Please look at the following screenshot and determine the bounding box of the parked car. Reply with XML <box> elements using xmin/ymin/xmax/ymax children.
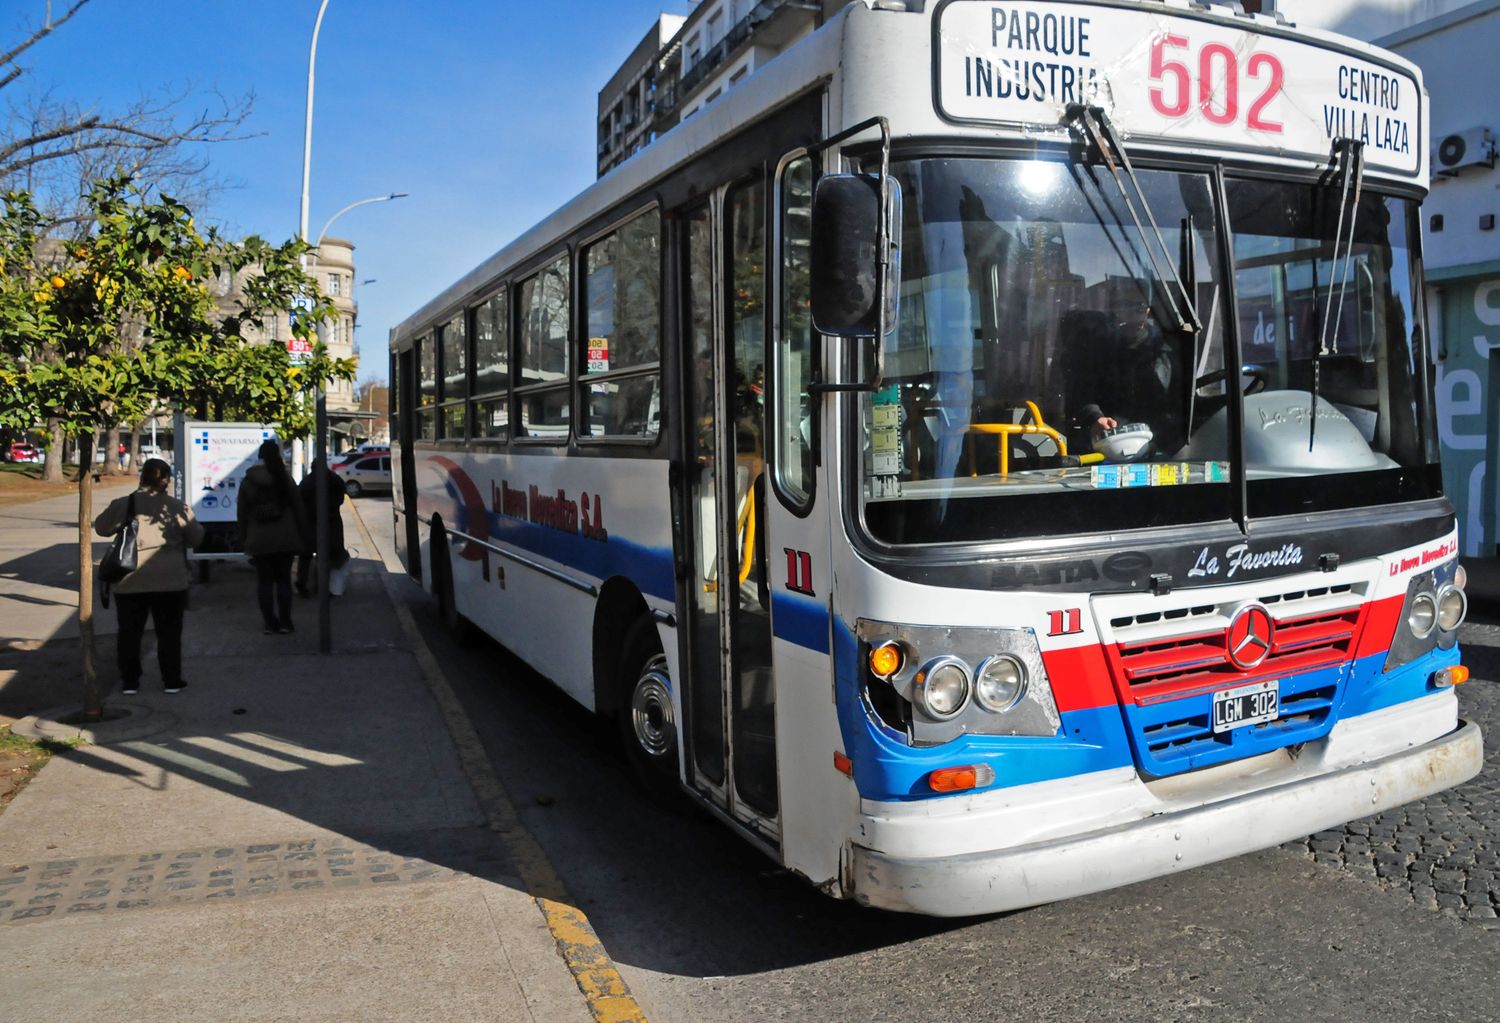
<box><xmin>332</xmin><ymin>445</ymin><xmax>388</xmax><ymax>470</ymax></box>
<box><xmin>5</xmin><ymin>442</ymin><xmax>41</xmax><ymax>463</ymax></box>
<box><xmin>334</xmin><ymin>455</ymin><xmax>392</xmax><ymax>497</ymax></box>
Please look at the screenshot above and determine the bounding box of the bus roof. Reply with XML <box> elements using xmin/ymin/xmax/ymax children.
<box><xmin>392</xmin><ymin>0</ymin><xmax>1427</xmax><ymax>349</ymax></box>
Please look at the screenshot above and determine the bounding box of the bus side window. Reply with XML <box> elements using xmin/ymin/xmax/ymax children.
<box><xmin>516</xmin><ymin>252</ymin><xmax>572</xmax><ymax>440</ymax></box>
<box><xmin>439</xmin><ymin>310</ymin><xmax>468</xmax><ymax>442</ymax></box>
<box><xmin>471</xmin><ymin>289</ymin><xmax>509</xmax><ymax>441</ymax></box>
<box><xmin>417</xmin><ymin>333</ymin><xmax>438</xmax><ymax>441</ymax></box>
<box><xmin>580</xmin><ymin>207</ymin><xmax>662</xmax><ymax>439</ymax></box>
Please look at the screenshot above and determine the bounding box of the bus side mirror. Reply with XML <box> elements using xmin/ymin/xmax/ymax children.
<box><xmin>810</xmin><ymin>174</ymin><xmax>899</xmax><ymax>338</ymax></box>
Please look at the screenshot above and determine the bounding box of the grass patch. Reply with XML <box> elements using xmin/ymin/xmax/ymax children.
<box><xmin>0</xmin><ymin>725</ymin><xmax>80</xmax><ymax>814</ymax></box>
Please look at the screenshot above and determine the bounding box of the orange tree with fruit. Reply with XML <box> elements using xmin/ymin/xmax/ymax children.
<box><xmin>0</xmin><ymin>175</ymin><xmax>354</xmax><ymax>718</ymax></box>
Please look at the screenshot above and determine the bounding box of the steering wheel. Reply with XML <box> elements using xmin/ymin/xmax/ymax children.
<box><xmin>1194</xmin><ymin>366</ymin><xmax>1269</xmax><ymax>396</ymax></box>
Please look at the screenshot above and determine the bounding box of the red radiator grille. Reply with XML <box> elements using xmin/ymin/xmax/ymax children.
<box><xmin>1108</xmin><ymin>606</ymin><xmax>1364</xmax><ymax>706</ymax></box>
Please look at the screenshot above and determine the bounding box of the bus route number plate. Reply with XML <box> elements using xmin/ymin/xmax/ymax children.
<box><xmin>1211</xmin><ymin>680</ymin><xmax>1279</xmax><ymax>734</ymax></box>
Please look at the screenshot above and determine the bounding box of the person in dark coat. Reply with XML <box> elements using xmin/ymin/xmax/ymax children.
<box><xmin>295</xmin><ymin>457</ymin><xmax>348</xmax><ymax>596</ymax></box>
<box><xmin>94</xmin><ymin>458</ymin><xmax>204</xmax><ymax>694</ymax></box>
<box><xmin>237</xmin><ymin>440</ymin><xmax>308</xmax><ymax>634</ymax></box>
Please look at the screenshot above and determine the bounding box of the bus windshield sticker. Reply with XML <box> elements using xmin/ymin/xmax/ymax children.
<box><xmin>871</xmin><ymin>384</ymin><xmax>904</xmax><ymax>481</ymax></box>
<box><xmin>1090</xmin><ymin>461</ymin><xmax>1228</xmax><ymax>489</ymax></box>
<box><xmin>937</xmin><ymin>1</ymin><xmax>1420</xmax><ymax>176</ymax></box>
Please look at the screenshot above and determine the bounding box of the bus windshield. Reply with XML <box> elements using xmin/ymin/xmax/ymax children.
<box><xmin>862</xmin><ymin>156</ymin><xmax>1233</xmax><ymax>544</ymax></box>
<box><xmin>859</xmin><ymin>157</ymin><xmax>1437</xmax><ymax>546</ymax></box>
<box><xmin>1223</xmin><ymin>180</ymin><xmax>1437</xmax><ymax>517</ymax></box>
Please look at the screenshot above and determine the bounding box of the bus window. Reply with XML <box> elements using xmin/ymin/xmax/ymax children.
<box><xmin>727</xmin><ymin>177</ymin><xmax>777</xmax><ymax>819</ymax></box>
<box><xmin>471</xmin><ymin>289</ymin><xmax>509</xmax><ymax>441</ymax></box>
<box><xmin>580</xmin><ymin>208</ymin><xmax>661</xmax><ymax>439</ymax></box>
<box><xmin>776</xmin><ymin>154</ymin><xmax>814</xmax><ymax>506</ymax></box>
<box><xmin>439</xmin><ymin>313</ymin><xmax>468</xmax><ymax>440</ymax></box>
<box><xmin>862</xmin><ymin>157</ymin><xmax>1233</xmax><ymax>543</ymax></box>
<box><xmin>417</xmin><ymin>333</ymin><xmax>437</xmax><ymax>442</ymax></box>
<box><xmin>389</xmin><ymin>351</ymin><xmax>401</xmax><ymax>444</ymax></box>
<box><xmin>1224</xmin><ymin>181</ymin><xmax>1436</xmax><ymax>515</ymax></box>
<box><xmin>517</xmin><ymin>252</ymin><xmax>571</xmax><ymax>439</ymax></box>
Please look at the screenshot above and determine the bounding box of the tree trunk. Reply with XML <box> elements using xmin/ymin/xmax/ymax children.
<box><xmin>78</xmin><ymin>458</ymin><xmax>101</xmax><ymax>719</ymax></box>
<box><xmin>42</xmin><ymin>418</ymin><xmax>65</xmax><ymax>483</ymax></box>
<box><xmin>73</xmin><ymin>430</ymin><xmax>97</xmax><ymax>482</ymax></box>
<box><xmin>129</xmin><ymin>420</ymin><xmax>143</xmax><ymax>471</ymax></box>
<box><xmin>104</xmin><ymin>425</ymin><xmax>123</xmax><ymax>475</ymax></box>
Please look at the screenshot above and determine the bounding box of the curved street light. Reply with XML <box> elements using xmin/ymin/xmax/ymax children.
<box><xmin>316</xmin><ymin>192</ymin><xmax>409</xmax><ymax>247</ymax></box>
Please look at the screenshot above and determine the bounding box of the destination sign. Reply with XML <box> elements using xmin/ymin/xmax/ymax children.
<box><xmin>936</xmin><ymin>1</ymin><xmax>1422</xmax><ymax>176</ymax></box>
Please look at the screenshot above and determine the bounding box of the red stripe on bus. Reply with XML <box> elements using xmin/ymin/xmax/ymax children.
<box><xmin>1041</xmin><ymin>643</ymin><xmax>1119</xmax><ymax>713</ymax></box>
<box><xmin>1353</xmin><ymin>592</ymin><xmax>1406</xmax><ymax>660</ymax></box>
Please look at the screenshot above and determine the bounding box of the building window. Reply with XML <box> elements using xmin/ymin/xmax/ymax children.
<box><xmin>328</xmin><ymin>273</ymin><xmax>342</xmax><ymax>297</ymax></box>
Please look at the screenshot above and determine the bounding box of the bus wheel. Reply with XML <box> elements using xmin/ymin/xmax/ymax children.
<box><xmin>618</xmin><ymin>618</ymin><xmax>678</xmax><ymax>800</ymax></box>
<box><xmin>431</xmin><ymin>531</ymin><xmax>474</xmax><ymax>644</ymax></box>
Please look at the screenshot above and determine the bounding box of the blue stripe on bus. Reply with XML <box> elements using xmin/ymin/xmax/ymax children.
<box><xmin>772</xmin><ymin>592</ymin><xmax>831</xmax><ymax>654</ymax></box>
<box><xmin>828</xmin><ymin>618</ymin><xmax>1461</xmax><ymax>802</ymax></box>
<box><xmin>1340</xmin><ymin>643</ymin><xmax>1461</xmax><ymax>717</ymax></box>
<box><xmin>479</xmin><ymin>509</ymin><xmax>676</xmax><ymax>603</ymax></box>
<box><xmin>831</xmin><ymin>622</ymin><xmax>1133</xmax><ymax>801</ymax></box>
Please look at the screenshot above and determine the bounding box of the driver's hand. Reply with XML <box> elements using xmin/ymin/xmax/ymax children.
<box><xmin>1095</xmin><ymin>417</ymin><xmax>1118</xmax><ymax>431</ymax></box>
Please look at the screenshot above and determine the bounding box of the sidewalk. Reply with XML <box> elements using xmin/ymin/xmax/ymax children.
<box><xmin>0</xmin><ymin>500</ymin><xmax>593</xmax><ymax>1023</ymax></box>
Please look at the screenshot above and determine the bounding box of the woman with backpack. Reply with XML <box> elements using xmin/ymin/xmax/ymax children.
<box><xmin>237</xmin><ymin>440</ymin><xmax>309</xmax><ymax>634</ymax></box>
<box><xmin>93</xmin><ymin>458</ymin><xmax>204</xmax><ymax>695</ymax></box>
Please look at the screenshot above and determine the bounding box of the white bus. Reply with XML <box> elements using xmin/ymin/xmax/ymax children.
<box><xmin>390</xmin><ymin>0</ymin><xmax>1482</xmax><ymax>915</ymax></box>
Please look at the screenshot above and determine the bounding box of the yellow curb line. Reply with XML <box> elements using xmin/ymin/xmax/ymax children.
<box><xmin>350</xmin><ymin>502</ymin><xmax>649</xmax><ymax>1023</ymax></box>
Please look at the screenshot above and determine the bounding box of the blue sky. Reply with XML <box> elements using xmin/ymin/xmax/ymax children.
<box><xmin>12</xmin><ymin>0</ymin><xmax>691</xmax><ymax>385</ymax></box>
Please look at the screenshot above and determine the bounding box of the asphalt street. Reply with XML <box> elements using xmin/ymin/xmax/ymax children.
<box><xmin>353</xmin><ymin>497</ymin><xmax>1500</xmax><ymax>1023</ymax></box>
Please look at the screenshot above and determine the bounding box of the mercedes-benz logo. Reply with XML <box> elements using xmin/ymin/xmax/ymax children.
<box><xmin>1225</xmin><ymin>603</ymin><xmax>1275</xmax><ymax>671</ymax></box>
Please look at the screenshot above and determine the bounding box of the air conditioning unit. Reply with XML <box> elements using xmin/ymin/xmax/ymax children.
<box><xmin>1433</xmin><ymin>127</ymin><xmax>1496</xmax><ymax>175</ymax></box>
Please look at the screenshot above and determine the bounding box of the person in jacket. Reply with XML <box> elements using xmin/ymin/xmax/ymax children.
<box><xmin>93</xmin><ymin>458</ymin><xmax>204</xmax><ymax>695</ymax></box>
<box><xmin>237</xmin><ymin>440</ymin><xmax>308</xmax><ymax>634</ymax></box>
<box><xmin>295</xmin><ymin>457</ymin><xmax>349</xmax><ymax>596</ymax></box>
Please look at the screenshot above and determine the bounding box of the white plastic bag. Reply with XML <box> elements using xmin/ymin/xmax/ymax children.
<box><xmin>328</xmin><ymin>563</ymin><xmax>348</xmax><ymax>596</ymax></box>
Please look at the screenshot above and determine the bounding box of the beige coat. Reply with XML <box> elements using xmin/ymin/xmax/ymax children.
<box><xmin>94</xmin><ymin>488</ymin><xmax>205</xmax><ymax>594</ymax></box>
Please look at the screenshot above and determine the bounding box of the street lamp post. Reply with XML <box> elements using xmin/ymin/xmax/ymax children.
<box><xmin>306</xmin><ymin>193</ymin><xmax>407</xmax><ymax>655</ymax></box>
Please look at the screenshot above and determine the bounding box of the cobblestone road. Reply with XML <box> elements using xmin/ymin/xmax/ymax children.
<box><xmin>1284</xmin><ymin>617</ymin><xmax>1500</xmax><ymax>928</ymax></box>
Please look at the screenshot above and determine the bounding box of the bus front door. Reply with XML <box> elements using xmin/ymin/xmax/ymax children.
<box><xmin>680</xmin><ymin>187</ymin><xmax>780</xmax><ymax>842</ymax></box>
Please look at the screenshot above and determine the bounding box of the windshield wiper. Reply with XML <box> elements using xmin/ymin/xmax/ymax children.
<box><xmin>1067</xmin><ymin>104</ymin><xmax>1203</xmax><ymax>336</ymax></box>
<box><xmin>1310</xmin><ymin>137</ymin><xmax>1366</xmax><ymax>451</ymax></box>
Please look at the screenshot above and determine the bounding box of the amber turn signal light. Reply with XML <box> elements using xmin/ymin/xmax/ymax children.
<box><xmin>927</xmin><ymin>764</ymin><xmax>996</xmax><ymax>793</ymax></box>
<box><xmin>869</xmin><ymin>641</ymin><xmax>905</xmax><ymax>679</ymax></box>
<box><xmin>1434</xmin><ymin>665</ymin><xmax>1470</xmax><ymax>688</ymax></box>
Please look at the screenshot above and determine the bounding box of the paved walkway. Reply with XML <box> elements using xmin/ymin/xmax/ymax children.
<box><xmin>0</xmin><ymin>494</ymin><xmax>594</xmax><ymax>1022</ymax></box>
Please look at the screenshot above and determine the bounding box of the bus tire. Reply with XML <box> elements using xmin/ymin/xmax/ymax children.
<box><xmin>430</xmin><ymin>529</ymin><xmax>475</xmax><ymax>645</ymax></box>
<box><xmin>617</xmin><ymin>617</ymin><xmax>678</xmax><ymax>802</ymax></box>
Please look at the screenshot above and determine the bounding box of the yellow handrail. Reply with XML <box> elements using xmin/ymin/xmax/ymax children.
<box><xmin>737</xmin><ymin>488</ymin><xmax>756</xmax><ymax>585</ymax></box>
<box><xmin>966</xmin><ymin>401</ymin><xmax>1068</xmax><ymax>476</ymax></box>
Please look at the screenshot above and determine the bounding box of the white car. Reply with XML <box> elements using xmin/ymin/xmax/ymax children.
<box><xmin>335</xmin><ymin>455</ymin><xmax>392</xmax><ymax>497</ymax></box>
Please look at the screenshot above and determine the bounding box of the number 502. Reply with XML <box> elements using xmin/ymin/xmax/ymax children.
<box><xmin>1149</xmin><ymin>33</ymin><xmax>1284</xmax><ymax>133</ymax></box>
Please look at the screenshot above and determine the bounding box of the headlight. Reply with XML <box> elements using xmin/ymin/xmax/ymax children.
<box><xmin>1408</xmin><ymin>591</ymin><xmax>1437</xmax><ymax>639</ymax></box>
<box><xmin>974</xmin><ymin>655</ymin><xmax>1028</xmax><ymax>713</ymax></box>
<box><xmin>914</xmin><ymin>658</ymin><xmax>970</xmax><ymax>720</ymax></box>
<box><xmin>1437</xmin><ymin>585</ymin><xmax>1467</xmax><ymax>632</ymax></box>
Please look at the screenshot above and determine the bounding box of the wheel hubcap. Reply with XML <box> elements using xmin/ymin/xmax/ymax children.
<box><xmin>630</xmin><ymin>655</ymin><xmax>674</xmax><ymax>758</ymax></box>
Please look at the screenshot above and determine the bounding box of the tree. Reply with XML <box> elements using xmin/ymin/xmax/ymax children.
<box><xmin>2</xmin><ymin>0</ymin><xmax>255</xmax><ymax>481</ymax></box>
<box><xmin>0</xmin><ymin>176</ymin><xmax>354</xmax><ymax>719</ymax></box>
